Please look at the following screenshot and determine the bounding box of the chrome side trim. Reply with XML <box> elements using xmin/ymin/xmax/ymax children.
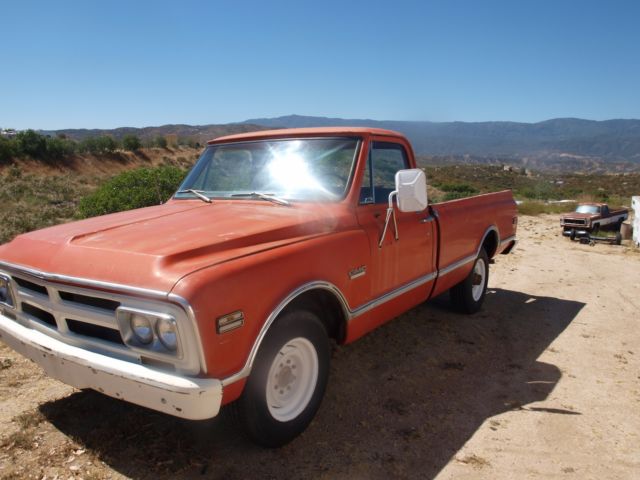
<box><xmin>438</xmin><ymin>254</ymin><xmax>476</xmax><ymax>278</ymax></box>
<box><xmin>0</xmin><ymin>260</ymin><xmax>207</xmax><ymax>375</ymax></box>
<box><xmin>350</xmin><ymin>271</ymin><xmax>437</xmax><ymax>318</ymax></box>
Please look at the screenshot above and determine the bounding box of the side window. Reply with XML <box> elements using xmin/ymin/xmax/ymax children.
<box><xmin>360</xmin><ymin>141</ymin><xmax>409</xmax><ymax>204</ymax></box>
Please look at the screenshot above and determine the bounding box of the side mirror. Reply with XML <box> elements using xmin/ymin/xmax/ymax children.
<box><xmin>378</xmin><ymin>169</ymin><xmax>429</xmax><ymax>248</ymax></box>
<box><xmin>395</xmin><ymin>169</ymin><xmax>428</xmax><ymax>212</ymax></box>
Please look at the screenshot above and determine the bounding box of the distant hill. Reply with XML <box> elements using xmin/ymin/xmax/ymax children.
<box><xmin>242</xmin><ymin>115</ymin><xmax>640</xmax><ymax>165</ymax></box>
<box><xmin>39</xmin><ymin>115</ymin><xmax>640</xmax><ymax>171</ymax></box>
<box><xmin>40</xmin><ymin>123</ymin><xmax>267</xmax><ymax>144</ymax></box>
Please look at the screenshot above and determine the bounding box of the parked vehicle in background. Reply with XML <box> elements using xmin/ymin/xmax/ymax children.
<box><xmin>560</xmin><ymin>203</ymin><xmax>628</xmax><ymax>239</ymax></box>
<box><xmin>0</xmin><ymin>127</ymin><xmax>517</xmax><ymax>447</ymax></box>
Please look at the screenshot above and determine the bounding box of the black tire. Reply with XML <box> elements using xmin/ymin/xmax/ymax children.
<box><xmin>450</xmin><ymin>249</ymin><xmax>490</xmax><ymax>314</ymax></box>
<box><xmin>615</xmin><ymin>232</ymin><xmax>622</xmax><ymax>245</ymax></box>
<box><xmin>570</xmin><ymin>229</ymin><xmax>577</xmax><ymax>241</ymax></box>
<box><xmin>593</xmin><ymin>223</ymin><xmax>600</xmax><ymax>235</ymax></box>
<box><xmin>233</xmin><ymin>310</ymin><xmax>330</xmax><ymax>447</ymax></box>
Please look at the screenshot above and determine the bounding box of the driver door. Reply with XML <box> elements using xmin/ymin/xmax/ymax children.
<box><xmin>356</xmin><ymin>139</ymin><xmax>434</xmax><ymax>300</ymax></box>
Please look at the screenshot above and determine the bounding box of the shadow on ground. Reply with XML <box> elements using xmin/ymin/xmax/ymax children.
<box><xmin>40</xmin><ymin>288</ymin><xmax>585</xmax><ymax>479</ymax></box>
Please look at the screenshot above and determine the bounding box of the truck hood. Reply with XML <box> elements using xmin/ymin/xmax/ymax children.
<box><xmin>0</xmin><ymin>200</ymin><xmax>344</xmax><ymax>292</ymax></box>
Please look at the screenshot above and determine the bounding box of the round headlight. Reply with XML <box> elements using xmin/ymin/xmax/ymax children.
<box><xmin>130</xmin><ymin>314</ymin><xmax>153</xmax><ymax>344</ymax></box>
<box><xmin>156</xmin><ymin>317</ymin><xmax>177</xmax><ymax>351</ymax></box>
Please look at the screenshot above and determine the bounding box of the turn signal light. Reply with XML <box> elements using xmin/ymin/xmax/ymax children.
<box><xmin>216</xmin><ymin>311</ymin><xmax>244</xmax><ymax>334</ymax></box>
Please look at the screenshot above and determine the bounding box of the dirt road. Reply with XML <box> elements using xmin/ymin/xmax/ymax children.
<box><xmin>1</xmin><ymin>215</ymin><xmax>639</xmax><ymax>479</ymax></box>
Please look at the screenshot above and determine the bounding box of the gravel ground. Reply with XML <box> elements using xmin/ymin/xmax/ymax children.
<box><xmin>1</xmin><ymin>214</ymin><xmax>639</xmax><ymax>479</ymax></box>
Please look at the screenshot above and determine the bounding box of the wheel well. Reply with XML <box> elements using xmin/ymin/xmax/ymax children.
<box><xmin>482</xmin><ymin>229</ymin><xmax>499</xmax><ymax>258</ymax></box>
<box><xmin>280</xmin><ymin>289</ymin><xmax>348</xmax><ymax>344</ymax></box>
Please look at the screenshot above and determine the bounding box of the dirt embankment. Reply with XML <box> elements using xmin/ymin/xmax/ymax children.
<box><xmin>1</xmin><ymin>215</ymin><xmax>639</xmax><ymax>479</ymax></box>
<box><xmin>0</xmin><ymin>147</ymin><xmax>200</xmax><ymax>177</ymax></box>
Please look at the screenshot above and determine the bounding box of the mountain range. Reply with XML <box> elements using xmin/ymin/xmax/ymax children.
<box><xmin>42</xmin><ymin>115</ymin><xmax>640</xmax><ymax>171</ymax></box>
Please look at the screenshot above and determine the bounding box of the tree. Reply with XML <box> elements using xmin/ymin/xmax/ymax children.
<box><xmin>122</xmin><ymin>134</ymin><xmax>142</xmax><ymax>151</ymax></box>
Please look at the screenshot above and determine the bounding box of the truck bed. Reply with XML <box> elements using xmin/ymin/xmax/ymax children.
<box><xmin>429</xmin><ymin>190</ymin><xmax>517</xmax><ymax>297</ymax></box>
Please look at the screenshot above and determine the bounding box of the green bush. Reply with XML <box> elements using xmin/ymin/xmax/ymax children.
<box><xmin>0</xmin><ymin>136</ymin><xmax>18</xmax><ymax>163</ymax></box>
<box><xmin>78</xmin><ymin>166</ymin><xmax>185</xmax><ymax>218</ymax></box>
<box><xmin>79</xmin><ymin>135</ymin><xmax>119</xmax><ymax>154</ymax></box>
<box><xmin>16</xmin><ymin>130</ymin><xmax>47</xmax><ymax>158</ymax></box>
<box><xmin>517</xmin><ymin>201</ymin><xmax>576</xmax><ymax>216</ymax></box>
<box><xmin>440</xmin><ymin>183</ymin><xmax>479</xmax><ymax>201</ymax></box>
<box><xmin>122</xmin><ymin>134</ymin><xmax>142</xmax><ymax>151</ymax></box>
<box><xmin>153</xmin><ymin>135</ymin><xmax>168</xmax><ymax>148</ymax></box>
<box><xmin>45</xmin><ymin>136</ymin><xmax>76</xmax><ymax>160</ymax></box>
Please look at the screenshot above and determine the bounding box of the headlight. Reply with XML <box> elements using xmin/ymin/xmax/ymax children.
<box><xmin>116</xmin><ymin>307</ymin><xmax>180</xmax><ymax>354</ymax></box>
<box><xmin>0</xmin><ymin>275</ymin><xmax>14</xmax><ymax>308</ymax></box>
<box><xmin>130</xmin><ymin>314</ymin><xmax>154</xmax><ymax>344</ymax></box>
<box><xmin>156</xmin><ymin>317</ymin><xmax>178</xmax><ymax>351</ymax></box>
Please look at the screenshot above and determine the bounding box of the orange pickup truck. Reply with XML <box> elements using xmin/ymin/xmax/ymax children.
<box><xmin>0</xmin><ymin>127</ymin><xmax>517</xmax><ymax>446</ymax></box>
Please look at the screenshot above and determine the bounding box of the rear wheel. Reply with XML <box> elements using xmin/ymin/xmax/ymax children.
<box><xmin>450</xmin><ymin>249</ymin><xmax>489</xmax><ymax>314</ymax></box>
<box><xmin>233</xmin><ymin>310</ymin><xmax>330</xmax><ymax>447</ymax></box>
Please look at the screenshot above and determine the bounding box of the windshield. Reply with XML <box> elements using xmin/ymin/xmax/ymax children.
<box><xmin>175</xmin><ymin>137</ymin><xmax>360</xmax><ymax>202</ymax></box>
<box><xmin>575</xmin><ymin>205</ymin><xmax>600</xmax><ymax>214</ymax></box>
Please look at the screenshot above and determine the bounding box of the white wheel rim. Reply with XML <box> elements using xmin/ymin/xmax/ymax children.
<box><xmin>471</xmin><ymin>258</ymin><xmax>486</xmax><ymax>302</ymax></box>
<box><xmin>266</xmin><ymin>337</ymin><xmax>318</xmax><ymax>422</ymax></box>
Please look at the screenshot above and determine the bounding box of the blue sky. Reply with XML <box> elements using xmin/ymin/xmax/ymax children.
<box><xmin>1</xmin><ymin>0</ymin><xmax>639</xmax><ymax>129</ymax></box>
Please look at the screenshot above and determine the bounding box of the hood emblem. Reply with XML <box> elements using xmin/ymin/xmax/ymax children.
<box><xmin>349</xmin><ymin>265</ymin><xmax>367</xmax><ymax>280</ymax></box>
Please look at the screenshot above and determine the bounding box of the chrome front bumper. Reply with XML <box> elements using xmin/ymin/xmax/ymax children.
<box><xmin>0</xmin><ymin>312</ymin><xmax>222</xmax><ymax>420</ymax></box>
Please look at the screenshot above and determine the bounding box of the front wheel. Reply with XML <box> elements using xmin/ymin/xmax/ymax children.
<box><xmin>450</xmin><ymin>249</ymin><xmax>489</xmax><ymax>314</ymax></box>
<box><xmin>233</xmin><ymin>310</ymin><xmax>330</xmax><ymax>447</ymax></box>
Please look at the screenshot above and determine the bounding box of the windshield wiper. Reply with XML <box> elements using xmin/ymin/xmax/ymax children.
<box><xmin>231</xmin><ymin>192</ymin><xmax>290</xmax><ymax>206</ymax></box>
<box><xmin>176</xmin><ymin>189</ymin><xmax>212</xmax><ymax>203</ymax></box>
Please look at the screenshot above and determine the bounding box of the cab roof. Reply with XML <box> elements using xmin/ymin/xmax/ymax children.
<box><xmin>207</xmin><ymin>127</ymin><xmax>406</xmax><ymax>145</ymax></box>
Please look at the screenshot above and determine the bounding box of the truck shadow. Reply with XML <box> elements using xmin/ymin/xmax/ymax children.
<box><xmin>40</xmin><ymin>288</ymin><xmax>584</xmax><ymax>479</ymax></box>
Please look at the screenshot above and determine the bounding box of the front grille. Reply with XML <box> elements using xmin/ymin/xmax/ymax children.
<box><xmin>67</xmin><ymin>319</ymin><xmax>124</xmax><ymax>345</ymax></box>
<box><xmin>12</xmin><ymin>276</ymin><xmax>123</xmax><ymax>344</ymax></box>
<box><xmin>59</xmin><ymin>291</ymin><xmax>120</xmax><ymax>312</ymax></box>
<box><xmin>21</xmin><ymin>302</ymin><xmax>57</xmax><ymax>327</ymax></box>
<box><xmin>564</xmin><ymin>218</ymin><xmax>587</xmax><ymax>226</ymax></box>
<box><xmin>14</xmin><ymin>277</ymin><xmax>49</xmax><ymax>296</ymax></box>
<box><xmin>0</xmin><ymin>267</ymin><xmax>199</xmax><ymax>374</ymax></box>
